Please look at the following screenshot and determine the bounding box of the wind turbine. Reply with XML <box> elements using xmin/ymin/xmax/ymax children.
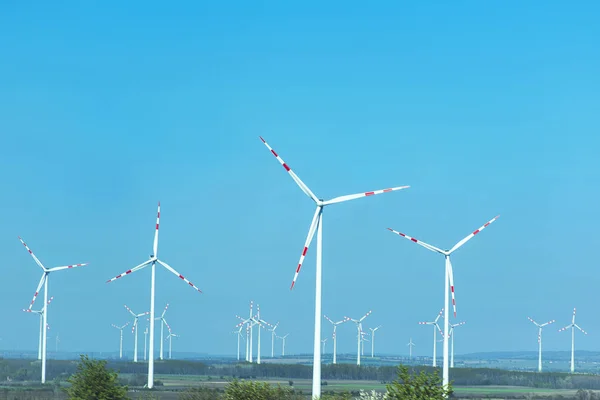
<box><xmin>558</xmin><ymin>308</ymin><xmax>587</xmax><ymax>373</ymax></box>
<box><xmin>418</xmin><ymin>308</ymin><xmax>444</xmax><ymax>367</ymax></box>
<box><xmin>144</xmin><ymin>326</ymin><xmax>149</xmax><ymax>361</ymax></box>
<box><xmin>124</xmin><ymin>305</ymin><xmax>149</xmax><ymax>363</ymax></box>
<box><xmin>268</xmin><ymin>322</ymin><xmax>279</xmax><ymax>358</ymax></box>
<box><xmin>166</xmin><ymin>330</ymin><xmax>179</xmax><ymax>359</ymax></box>
<box><xmin>18</xmin><ymin>237</ymin><xmax>89</xmax><ymax>384</ymax></box>
<box><xmin>321</xmin><ymin>338</ymin><xmax>328</xmax><ymax>355</ymax></box>
<box><xmin>235</xmin><ymin>301</ymin><xmax>255</xmax><ymax>362</ymax></box>
<box><xmin>111</xmin><ymin>322</ymin><xmax>130</xmax><ymax>359</ymax></box>
<box><xmin>449</xmin><ymin>321</ymin><xmax>465</xmax><ymax>368</ymax></box>
<box><xmin>407</xmin><ymin>338</ymin><xmax>415</xmax><ymax>360</ymax></box>
<box><xmin>369</xmin><ymin>326</ymin><xmax>381</xmax><ymax>358</ymax></box>
<box><xmin>345</xmin><ymin>310</ymin><xmax>372</xmax><ymax>366</ymax></box>
<box><xmin>233</xmin><ymin>325</ymin><xmax>245</xmax><ymax>361</ymax></box>
<box><xmin>106</xmin><ymin>202</ymin><xmax>202</xmax><ymax>388</ymax></box>
<box><xmin>253</xmin><ymin>304</ymin><xmax>273</xmax><ymax>365</ymax></box>
<box><xmin>277</xmin><ymin>333</ymin><xmax>289</xmax><ymax>356</ymax></box>
<box><xmin>260</xmin><ymin>136</ymin><xmax>408</xmax><ymax>398</ymax></box>
<box><xmin>360</xmin><ymin>330</ymin><xmax>369</xmax><ymax>356</ymax></box>
<box><xmin>388</xmin><ymin>215</ymin><xmax>500</xmax><ymax>388</ymax></box>
<box><xmin>528</xmin><ymin>317</ymin><xmax>554</xmax><ymax>372</ymax></box>
<box><xmin>155</xmin><ymin>303</ymin><xmax>169</xmax><ymax>360</ymax></box>
<box><xmin>22</xmin><ymin>296</ymin><xmax>54</xmax><ymax>360</ymax></box>
<box><xmin>324</xmin><ymin>315</ymin><xmax>349</xmax><ymax>364</ymax></box>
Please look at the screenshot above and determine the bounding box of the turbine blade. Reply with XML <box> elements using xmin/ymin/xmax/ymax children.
<box><xmin>527</xmin><ymin>317</ymin><xmax>539</xmax><ymax>326</ymax></box>
<box><xmin>324</xmin><ymin>315</ymin><xmax>334</xmax><ymax>324</ymax></box>
<box><xmin>161</xmin><ymin>303</ymin><xmax>169</xmax><ymax>318</ymax></box>
<box><xmin>575</xmin><ymin>324</ymin><xmax>588</xmax><ymax>335</ymax></box>
<box><xmin>323</xmin><ymin>185</ymin><xmax>410</xmax><ymax>205</ymax></box>
<box><xmin>156</xmin><ymin>259</ymin><xmax>202</xmax><ymax>293</ymax></box>
<box><xmin>259</xmin><ymin>136</ymin><xmax>319</xmax><ymax>203</ymax></box>
<box><xmin>47</xmin><ymin>263</ymin><xmax>89</xmax><ymax>272</ymax></box>
<box><xmin>18</xmin><ymin>237</ymin><xmax>47</xmax><ymax>270</ymax></box>
<box><xmin>434</xmin><ymin>308</ymin><xmax>444</xmax><ymax>323</ymax></box>
<box><xmin>112</xmin><ymin>324</ymin><xmax>120</xmax><ymax>330</ymax></box>
<box><xmin>153</xmin><ymin>202</ymin><xmax>160</xmax><ymax>257</ymax></box>
<box><xmin>28</xmin><ymin>274</ymin><xmax>47</xmax><ymax>310</ymax></box>
<box><xmin>540</xmin><ymin>320</ymin><xmax>555</xmax><ymax>327</ymax></box>
<box><xmin>449</xmin><ymin>215</ymin><xmax>500</xmax><ymax>254</ymax></box>
<box><xmin>447</xmin><ymin>258</ymin><xmax>457</xmax><ymax>317</ymax></box>
<box><xmin>558</xmin><ymin>324</ymin><xmax>572</xmax><ymax>332</ymax></box>
<box><xmin>572</xmin><ymin>308</ymin><xmax>576</xmax><ymax>324</ymax></box>
<box><xmin>290</xmin><ymin>206</ymin><xmax>321</xmax><ymax>290</ymax></box>
<box><xmin>106</xmin><ymin>260</ymin><xmax>151</xmax><ymax>283</ymax></box>
<box><xmin>386</xmin><ymin>228</ymin><xmax>445</xmax><ymax>254</ymax></box>
<box><xmin>124</xmin><ymin>304</ymin><xmax>137</xmax><ymax>317</ymax></box>
<box><xmin>359</xmin><ymin>310</ymin><xmax>372</xmax><ymax>322</ymax></box>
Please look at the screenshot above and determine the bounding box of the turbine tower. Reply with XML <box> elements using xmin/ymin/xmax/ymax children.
<box><xmin>407</xmin><ymin>338</ymin><xmax>415</xmax><ymax>360</ymax></box>
<box><xmin>111</xmin><ymin>322</ymin><xmax>130</xmax><ymax>359</ymax></box>
<box><xmin>527</xmin><ymin>317</ymin><xmax>554</xmax><ymax>372</ymax></box>
<box><xmin>268</xmin><ymin>322</ymin><xmax>279</xmax><ymax>358</ymax></box>
<box><xmin>124</xmin><ymin>305</ymin><xmax>149</xmax><ymax>363</ymax></box>
<box><xmin>418</xmin><ymin>308</ymin><xmax>444</xmax><ymax>367</ymax></box>
<box><xmin>106</xmin><ymin>202</ymin><xmax>202</xmax><ymax>388</ymax></box>
<box><xmin>22</xmin><ymin>296</ymin><xmax>54</xmax><ymax>360</ymax></box>
<box><xmin>260</xmin><ymin>136</ymin><xmax>408</xmax><ymax>398</ymax></box>
<box><xmin>345</xmin><ymin>310</ymin><xmax>372</xmax><ymax>366</ymax></box>
<box><xmin>324</xmin><ymin>315</ymin><xmax>349</xmax><ymax>364</ymax></box>
<box><xmin>277</xmin><ymin>333</ymin><xmax>289</xmax><ymax>356</ymax></box>
<box><xmin>369</xmin><ymin>326</ymin><xmax>382</xmax><ymax>358</ymax></box>
<box><xmin>18</xmin><ymin>237</ymin><xmax>89</xmax><ymax>384</ymax></box>
<box><xmin>388</xmin><ymin>215</ymin><xmax>500</xmax><ymax>389</ymax></box>
<box><xmin>559</xmin><ymin>308</ymin><xmax>588</xmax><ymax>373</ymax></box>
<box><xmin>449</xmin><ymin>321</ymin><xmax>465</xmax><ymax>368</ymax></box>
<box><xmin>155</xmin><ymin>303</ymin><xmax>169</xmax><ymax>360</ymax></box>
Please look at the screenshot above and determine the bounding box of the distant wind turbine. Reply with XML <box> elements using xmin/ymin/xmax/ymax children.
<box><xmin>559</xmin><ymin>308</ymin><xmax>588</xmax><ymax>373</ymax></box>
<box><xmin>111</xmin><ymin>322</ymin><xmax>130</xmax><ymax>359</ymax></box>
<box><xmin>449</xmin><ymin>321</ymin><xmax>465</xmax><ymax>368</ymax></box>
<box><xmin>407</xmin><ymin>338</ymin><xmax>415</xmax><ymax>360</ymax></box>
<box><xmin>324</xmin><ymin>315</ymin><xmax>349</xmax><ymax>364</ymax></box>
<box><xmin>418</xmin><ymin>308</ymin><xmax>444</xmax><ymax>367</ymax></box>
<box><xmin>369</xmin><ymin>326</ymin><xmax>382</xmax><ymax>358</ymax></box>
<box><xmin>527</xmin><ymin>317</ymin><xmax>554</xmax><ymax>372</ymax></box>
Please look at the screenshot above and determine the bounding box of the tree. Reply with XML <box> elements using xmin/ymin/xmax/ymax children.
<box><xmin>386</xmin><ymin>365</ymin><xmax>452</xmax><ymax>399</ymax></box>
<box><xmin>65</xmin><ymin>355</ymin><xmax>128</xmax><ymax>400</ymax></box>
<box><xmin>223</xmin><ymin>379</ymin><xmax>303</xmax><ymax>400</ymax></box>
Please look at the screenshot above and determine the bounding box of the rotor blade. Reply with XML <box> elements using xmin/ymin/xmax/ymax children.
<box><xmin>106</xmin><ymin>260</ymin><xmax>151</xmax><ymax>284</ymax></box>
<box><xmin>122</xmin><ymin>322</ymin><xmax>130</xmax><ymax>329</ymax></box>
<box><xmin>434</xmin><ymin>308</ymin><xmax>444</xmax><ymax>323</ymax></box>
<box><xmin>572</xmin><ymin>308</ymin><xmax>576</xmax><ymax>324</ymax></box>
<box><xmin>290</xmin><ymin>206</ymin><xmax>321</xmax><ymax>290</ymax></box>
<box><xmin>540</xmin><ymin>320</ymin><xmax>555</xmax><ymax>327</ymax></box>
<box><xmin>27</xmin><ymin>274</ymin><xmax>47</xmax><ymax>310</ymax></box>
<box><xmin>153</xmin><ymin>202</ymin><xmax>160</xmax><ymax>257</ymax></box>
<box><xmin>558</xmin><ymin>324</ymin><xmax>573</xmax><ymax>332</ymax></box>
<box><xmin>112</xmin><ymin>324</ymin><xmax>120</xmax><ymax>330</ymax></box>
<box><xmin>47</xmin><ymin>296</ymin><xmax>54</xmax><ymax>306</ymax></box>
<box><xmin>359</xmin><ymin>310</ymin><xmax>372</xmax><ymax>322</ymax></box>
<box><xmin>163</xmin><ymin>318</ymin><xmax>172</xmax><ymax>333</ymax></box>
<box><xmin>18</xmin><ymin>237</ymin><xmax>46</xmax><ymax>270</ymax></box>
<box><xmin>324</xmin><ymin>315</ymin><xmax>334</xmax><ymax>324</ymax></box>
<box><xmin>47</xmin><ymin>263</ymin><xmax>89</xmax><ymax>272</ymax></box>
<box><xmin>575</xmin><ymin>324</ymin><xmax>588</xmax><ymax>335</ymax></box>
<box><xmin>323</xmin><ymin>185</ymin><xmax>410</xmax><ymax>206</ymax></box>
<box><xmin>124</xmin><ymin>305</ymin><xmax>137</xmax><ymax>317</ymax></box>
<box><xmin>259</xmin><ymin>136</ymin><xmax>319</xmax><ymax>203</ymax></box>
<box><xmin>156</xmin><ymin>259</ymin><xmax>202</xmax><ymax>293</ymax></box>
<box><xmin>161</xmin><ymin>303</ymin><xmax>169</xmax><ymax>318</ymax></box>
<box><xmin>447</xmin><ymin>258</ymin><xmax>457</xmax><ymax>317</ymax></box>
<box><xmin>386</xmin><ymin>228</ymin><xmax>445</xmax><ymax>254</ymax></box>
<box><xmin>449</xmin><ymin>215</ymin><xmax>500</xmax><ymax>254</ymax></box>
<box><xmin>527</xmin><ymin>317</ymin><xmax>540</xmax><ymax>327</ymax></box>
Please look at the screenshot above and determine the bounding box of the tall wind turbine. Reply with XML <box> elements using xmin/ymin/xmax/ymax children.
<box><xmin>388</xmin><ymin>215</ymin><xmax>500</xmax><ymax>388</ymax></box>
<box><xmin>345</xmin><ymin>310</ymin><xmax>372</xmax><ymax>366</ymax></box>
<box><xmin>558</xmin><ymin>308</ymin><xmax>587</xmax><ymax>373</ymax></box>
<box><xmin>418</xmin><ymin>308</ymin><xmax>444</xmax><ymax>367</ymax></box>
<box><xmin>18</xmin><ymin>237</ymin><xmax>89</xmax><ymax>384</ymax></box>
<box><xmin>233</xmin><ymin>325</ymin><xmax>245</xmax><ymax>361</ymax></box>
<box><xmin>369</xmin><ymin>326</ymin><xmax>381</xmax><ymax>358</ymax></box>
<box><xmin>268</xmin><ymin>322</ymin><xmax>279</xmax><ymax>358</ymax></box>
<box><xmin>360</xmin><ymin>330</ymin><xmax>369</xmax><ymax>356</ymax></box>
<box><xmin>124</xmin><ymin>304</ymin><xmax>149</xmax><ymax>363</ymax></box>
<box><xmin>166</xmin><ymin>330</ymin><xmax>179</xmax><ymax>359</ymax></box>
<box><xmin>278</xmin><ymin>333</ymin><xmax>289</xmax><ymax>356</ymax></box>
<box><xmin>260</xmin><ymin>136</ymin><xmax>408</xmax><ymax>398</ymax></box>
<box><xmin>407</xmin><ymin>338</ymin><xmax>415</xmax><ymax>360</ymax></box>
<box><xmin>449</xmin><ymin>321</ymin><xmax>465</xmax><ymax>368</ymax></box>
<box><xmin>111</xmin><ymin>322</ymin><xmax>130</xmax><ymax>359</ymax></box>
<box><xmin>321</xmin><ymin>338</ymin><xmax>328</xmax><ymax>355</ymax></box>
<box><xmin>528</xmin><ymin>317</ymin><xmax>554</xmax><ymax>372</ymax></box>
<box><xmin>155</xmin><ymin>303</ymin><xmax>169</xmax><ymax>360</ymax></box>
<box><xmin>253</xmin><ymin>304</ymin><xmax>270</xmax><ymax>365</ymax></box>
<box><xmin>324</xmin><ymin>315</ymin><xmax>349</xmax><ymax>364</ymax></box>
<box><xmin>22</xmin><ymin>296</ymin><xmax>54</xmax><ymax>360</ymax></box>
<box><xmin>106</xmin><ymin>202</ymin><xmax>202</xmax><ymax>388</ymax></box>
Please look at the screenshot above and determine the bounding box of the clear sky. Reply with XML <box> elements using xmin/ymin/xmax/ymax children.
<box><xmin>1</xmin><ymin>1</ymin><xmax>599</xmax><ymax>358</ymax></box>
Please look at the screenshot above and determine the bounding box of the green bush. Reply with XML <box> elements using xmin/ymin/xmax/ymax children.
<box><xmin>64</xmin><ymin>355</ymin><xmax>128</xmax><ymax>400</ymax></box>
<box><xmin>386</xmin><ymin>365</ymin><xmax>452</xmax><ymax>399</ymax></box>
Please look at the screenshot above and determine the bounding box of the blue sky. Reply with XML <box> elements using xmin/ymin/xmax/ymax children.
<box><xmin>0</xmin><ymin>1</ymin><xmax>599</xmax><ymax>359</ymax></box>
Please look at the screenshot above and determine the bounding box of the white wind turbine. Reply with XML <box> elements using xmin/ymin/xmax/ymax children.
<box><xmin>22</xmin><ymin>296</ymin><xmax>54</xmax><ymax>360</ymax></box>
<box><xmin>124</xmin><ymin>305</ymin><xmax>149</xmax><ymax>363</ymax></box>
<box><xmin>253</xmin><ymin>304</ymin><xmax>272</xmax><ymax>365</ymax></box>
<box><xmin>233</xmin><ymin>325</ymin><xmax>245</xmax><ymax>361</ymax></box>
<box><xmin>277</xmin><ymin>333</ymin><xmax>289</xmax><ymax>356</ymax></box>
<box><xmin>345</xmin><ymin>310</ymin><xmax>372</xmax><ymax>366</ymax></box>
<box><xmin>449</xmin><ymin>321</ymin><xmax>465</xmax><ymax>368</ymax></box>
<box><xmin>527</xmin><ymin>317</ymin><xmax>554</xmax><ymax>372</ymax></box>
<box><xmin>260</xmin><ymin>137</ymin><xmax>408</xmax><ymax>398</ymax></box>
<box><xmin>235</xmin><ymin>301</ymin><xmax>255</xmax><ymax>362</ymax></box>
<box><xmin>155</xmin><ymin>303</ymin><xmax>170</xmax><ymax>361</ymax></box>
<box><xmin>407</xmin><ymin>338</ymin><xmax>415</xmax><ymax>360</ymax></box>
<box><xmin>18</xmin><ymin>237</ymin><xmax>89</xmax><ymax>384</ymax></box>
<box><xmin>418</xmin><ymin>308</ymin><xmax>444</xmax><ymax>367</ymax></box>
<box><xmin>321</xmin><ymin>338</ymin><xmax>328</xmax><ymax>355</ymax></box>
<box><xmin>558</xmin><ymin>308</ymin><xmax>588</xmax><ymax>373</ymax></box>
<box><xmin>361</xmin><ymin>330</ymin><xmax>369</xmax><ymax>356</ymax></box>
<box><xmin>111</xmin><ymin>322</ymin><xmax>130</xmax><ymax>359</ymax></box>
<box><xmin>268</xmin><ymin>322</ymin><xmax>279</xmax><ymax>358</ymax></box>
<box><xmin>324</xmin><ymin>315</ymin><xmax>349</xmax><ymax>364</ymax></box>
<box><xmin>388</xmin><ymin>215</ymin><xmax>500</xmax><ymax>388</ymax></box>
<box><xmin>106</xmin><ymin>202</ymin><xmax>202</xmax><ymax>388</ymax></box>
<box><xmin>166</xmin><ymin>329</ymin><xmax>179</xmax><ymax>359</ymax></box>
<box><xmin>369</xmin><ymin>326</ymin><xmax>381</xmax><ymax>358</ymax></box>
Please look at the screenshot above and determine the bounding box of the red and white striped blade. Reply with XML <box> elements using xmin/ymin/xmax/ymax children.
<box><xmin>122</xmin><ymin>322</ymin><xmax>130</xmax><ymax>329</ymax></box>
<box><xmin>540</xmin><ymin>320</ymin><xmax>555</xmax><ymax>327</ymax></box>
<box><xmin>47</xmin><ymin>296</ymin><xmax>54</xmax><ymax>305</ymax></box>
<box><xmin>161</xmin><ymin>303</ymin><xmax>169</xmax><ymax>318</ymax></box>
<box><xmin>447</xmin><ymin>258</ymin><xmax>457</xmax><ymax>317</ymax></box>
<box><xmin>449</xmin><ymin>215</ymin><xmax>500</xmax><ymax>254</ymax></box>
<box><xmin>290</xmin><ymin>206</ymin><xmax>321</xmax><ymax>290</ymax></box>
<box><xmin>558</xmin><ymin>324</ymin><xmax>572</xmax><ymax>332</ymax></box>
<box><xmin>324</xmin><ymin>315</ymin><xmax>334</xmax><ymax>324</ymax></box>
<box><xmin>18</xmin><ymin>237</ymin><xmax>46</xmax><ymax>270</ymax></box>
<box><xmin>323</xmin><ymin>186</ymin><xmax>409</xmax><ymax>206</ymax></box>
<box><xmin>48</xmin><ymin>263</ymin><xmax>89</xmax><ymax>272</ymax></box>
<box><xmin>259</xmin><ymin>136</ymin><xmax>319</xmax><ymax>203</ymax></box>
<box><xmin>131</xmin><ymin>319</ymin><xmax>138</xmax><ymax>333</ymax></box>
<box><xmin>124</xmin><ymin>305</ymin><xmax>136</xmax><ymax>317</ymax></box>
<box><xmin>28</xmin><ymin>273</ymin><xmax>47</xmax><ymax>310</ymax></box>
<box><xmin>572</xmin><ymin>308</ymin><xmax>576</xmax><ymax>324</ymax></box>
<box><xmin>527</xmin><ymin>316</ymin><xmax>539</xmax><ymax>326</ymax></box>
<box><xmin>386</xmin><ymin>228</ymin><xmax>445</xmax><ymax>254</ymax></box>
<box><xmin>575</xmin><ymin>324</ymin><xmax>588</xmax><ymax>335</ymax></box>
<box><xmin>112</xmin><ymin>324</ymin><xmax>120</xmax><ymax>330</ymax></box>
<box><xmin>359</xmin><ymin>310</ymin><xmax>372</xmax><ymax>322</ymax></box>
<box><xmin>164</xmin><ymin>318</ymin><xmax>172</xmax><ymax>333</ymax></box>
<box><xmin>106</xmin><ymin>260</ymin><xmax>151</xmax><ymax>284</ymax></box>
<box><xmin>434</xmin><ymin>308</ymin><xmax>444</xmax><ymax>324</ymax></box>
<box><xmin>153</xmin><ymin>202</ymin><xmax>160</xmax><ymax>257</ymax></box>
<box><xmin>157</xmin><ymin>259</ymin><xmax>202</xmax><ymax>293</ymax></box>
